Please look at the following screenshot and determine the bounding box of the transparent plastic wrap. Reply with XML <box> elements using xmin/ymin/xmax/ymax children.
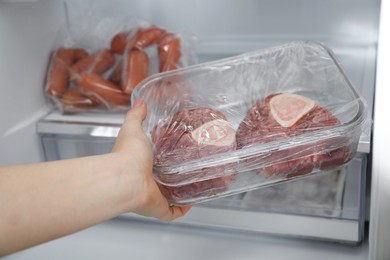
<box><xmin>44</xmin><ymin>17</ymin><xmax>198</xmax><ymax>114</ymax></box>
<box><xmin>132</xmin><ymin>41</ymin><xmax>369</xmax><ymax>205</ymax></box>
<box><xmin>240</xmin><ymin>169</ymin><xmax>347</xmax><ymax>217</ymax></box>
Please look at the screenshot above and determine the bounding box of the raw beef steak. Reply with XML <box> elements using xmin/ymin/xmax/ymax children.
<box><xmin>151</xmin><ymin>107</ymin><xmax>237</xmax><ymax>202</ymax></box>
<box><xmin>236</xmin><ymin>93</ymin><xmax>352</xmax><ymax>178</ymax></box>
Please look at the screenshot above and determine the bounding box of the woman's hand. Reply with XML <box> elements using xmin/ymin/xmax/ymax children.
<box><xmin>112</xmin><ymin>99</ymin><xmax>192</xmax><ymax>221</ymax></box>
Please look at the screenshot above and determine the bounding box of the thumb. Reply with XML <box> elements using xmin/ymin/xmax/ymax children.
<box><xmin>124</xmin><ymin>99</ymin><xmax>147</xmax><ymax>126</ymax></box>
<box><xmin>112</xmin><ymin>99</ymin><xmax>148</xmax><ymax>153</ymax></box>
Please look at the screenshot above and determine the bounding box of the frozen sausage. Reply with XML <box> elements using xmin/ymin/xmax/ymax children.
<box><xmin>73</xmin><ymin>48</ymin><xmax>89</xmax><ymax>62</ymax></box>
<box><xmin>122</xmin><ymin>48</ymin><xmax>149</xmax><ymax>96</ymax></box>
<box><xmin>158</xmin><ymin>33</ymin><xmax>181</xmax><ymax>72</ymax></box>
<box><xmin>109</xmin><ymin>60</ymin><xmax>123</xmax><ymax>85</ymax></box>
<box><xmin>134</xmin><ymin>26</ymin><xmax>166</xmax><ymax>49</ymax></box>
<box><xmin>110</xmin><ymin>27</ymin><xmax>166</xmax><ymax>54</ymax></box>
<box><xmin>110</xmin><ymin>29</ymin><xmax>138</xmax><ymax>54</ymax></box>
<box><xmin>45</xmin><ymin>48</ymin><xmax>74</xmax><ymax>98</ymax></box>
<box><xmin>71</xmin><ymin>49</ymin><xmax>115</xmax><ymax>79</ymax></box>
<box><xmin>60</xmin><ymin>88</ymin><xmax>99</xmax><ymax>113</ymax></box>
<box><xmin>75</xmin><ymin>73</ymin><xmax>129</xmax><ymax>108</ymax></box>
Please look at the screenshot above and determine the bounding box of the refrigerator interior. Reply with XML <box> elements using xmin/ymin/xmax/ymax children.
<box><xmin>0</xmin><ymin>0</ymin><xmax>379</xmax><ymax>165</ymax></box>
<box><xmin>0</xmin><ymin>0</ymin><xmax>382</xmax><ymax>255</ymax></box>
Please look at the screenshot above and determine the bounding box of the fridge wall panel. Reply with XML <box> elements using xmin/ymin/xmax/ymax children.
<box><xmin>65</xmin><ymin>0</ymin><xmax>380</xmax><ymax>43</ymax></box>
<box><xmin>369</xmin><ymin>0</ymin><xmax>390</xmax><ymax>258</ymax></box>
<box><xmin>0</xmin><ymin>0</ymin><xmax>64</xmax><ymax>164</ymax></box>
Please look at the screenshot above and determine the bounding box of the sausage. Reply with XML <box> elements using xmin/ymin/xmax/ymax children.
<box><xmin>76</xmin><ymin>73</ymin><xmax>129</xmax><ymax>108</ymax></box>
<box><xmin>60</xmin><ymin>88</ymin><xmax>99</xmax><ymax>113</ymax></box>
<box><xmin>110</xmin><ymin>29</ymin><xmax>138</xmax><ymax>54</ymax></box>
<box><xmin>110</xmin><ymin>27</ymin><xmax>166</xmax><ymax>54</ymax></box>
<box><xmin>75</xmin><ymin>73</ymin><xmax>130</xmax><ymax>108</ymax></box>
<box><xmin>45</xmin><ymin>48</ymin><xmax>74</xmax><ymax>98</ymax></box>
<box><xmin>70</xmin><ymin>49</ymin><xmax>115</xmax><ymax>79</ymax></box>
<box><xmin>157</xmin><ymin>33</ymin><xmax>181</xmax><ymax>72</ymax></box>
<box><xmin>134</xmin><ymin>26</ymin><xmax>166</xmax><ymax>49</ymax></box>
<box><xmin>122</xmin><ymin>48</ymin><xmax>149</xmax><ymax>96</ymax></box>
<box><xmin>109</xmin><ymin>60</ymin><xmax>123</xmax><ymax>85</ymax></box>
<box><xmin>73</xmin><ymin>48</ymin><xmax>89</xmax><ymax>62</ymax></box>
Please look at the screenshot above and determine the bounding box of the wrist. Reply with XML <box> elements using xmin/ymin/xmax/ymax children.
<box><xmin>108</xmin><ymin>152</ymin><xmax>149</xmax><ymax>214</ymax></box>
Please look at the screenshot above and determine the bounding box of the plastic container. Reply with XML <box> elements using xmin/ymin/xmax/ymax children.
<box><xmin>132</xmin><ymin>41</ymin><xmax>369</xmax><ymax>205</ymax></box>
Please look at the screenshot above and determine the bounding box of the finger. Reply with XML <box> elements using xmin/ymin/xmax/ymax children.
<box><xmin>124</xmin><ymin>99</ymin><xmax>147</xmax><ymax>127</ymax></box>
<box><xmin>161</xmin><ymin>205</ymin><xmax>192</xmax><ymax>222</ymax></box>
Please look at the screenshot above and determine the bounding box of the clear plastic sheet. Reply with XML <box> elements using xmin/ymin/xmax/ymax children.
<box><xmin>44</xmin><ymin>17</ymin><xmax>198</xmax><ymax>114</ymax></box>
<box><xmin>239</xmin><ymin>169</ymin><xmax>346</xmax><ymax>217</ymax></box>
<box><xmin>132</xmin><ymin>41</ymin><xmax>369</xmax><ymax>205</ymax></box>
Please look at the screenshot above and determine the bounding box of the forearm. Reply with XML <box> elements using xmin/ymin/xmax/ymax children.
<box><xmin>0</xmin><ymin>153</ymin><xmax>133</xmax><ymax>256</ymax></box>
<box><xmin>0</xmin><ymin>100</ymin><xmax>192</xmax><ymax>256</ymax></box>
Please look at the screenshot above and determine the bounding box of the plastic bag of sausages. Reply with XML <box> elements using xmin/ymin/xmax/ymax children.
<box><xmin>44</xmin><ymin>18</ymin><xmax>198</xmax><ymax>114</ymax></box>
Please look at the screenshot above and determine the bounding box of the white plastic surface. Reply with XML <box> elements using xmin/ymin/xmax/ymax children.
<box><xmin>64</xmin><ymin>0</ymin><xmax>379</xmax><ymax>43</ymax></box>
<box><xmin>369</xmin><ymin>0</ymin><xmax>390</xmax><ymax>259</ymax></box>
<box><xmin>2</xmin><ymin>219</ymin><xmax>369</xmax><ymax>260</ymax></box>
<box><xmin>0</xmin><ymin>0</ymin><xmax>64</xmax><ymax>165</ymax></box>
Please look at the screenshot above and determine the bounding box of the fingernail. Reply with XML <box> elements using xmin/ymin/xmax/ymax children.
<box><xmin>133</xmin><ymin>99</ymin><xmax>144</xmax><ymax>108</ymax></box>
